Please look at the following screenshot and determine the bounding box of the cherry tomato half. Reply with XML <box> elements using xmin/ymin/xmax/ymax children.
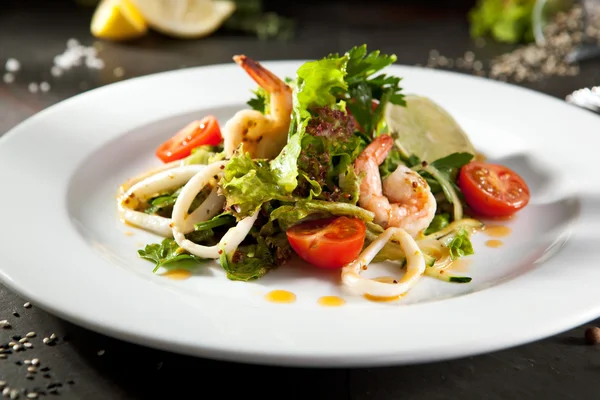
<box><xmin>286</xmin><ymin>216</ymin><xmax>366</xmax><ymax>269</ymax></box>
<box><xmin>458</xmin><ymin>161</ymin><xmax>530</xmax><ymax>218</ymax></box>
<box><xmin>155</xmin><ymin>116</ymin><xmax>222</xmax><ymax>163</ymax></box>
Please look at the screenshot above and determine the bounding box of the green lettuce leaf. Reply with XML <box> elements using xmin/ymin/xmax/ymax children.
<box><xmin>447</xmin><ymin>228</ymin><xmax>475</xmax><ymax>260</ymax></box>
<box><xmin>270</xmin><ymin>199</ymin><xmax>374</xmax><ymax>231</ymax></box>
<box><xmin>424</xmin><ymin>213</ymin><xmax>451</xmax><ymax>235</ymax></box>
<box><xmin>183</xmin><ymin>144</ymin><xmax>226</xmax><ymax>165</ymax></box>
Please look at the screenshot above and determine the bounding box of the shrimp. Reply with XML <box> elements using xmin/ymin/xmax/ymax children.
<box><xmin>354</xmin><ymin>135</ymin><xmax>436</xmax><ymax>237</ymax></box>
<box><xmin>222</xmin><ymin>55</ymin><xmax>293</xmax><ymax>160</ymax></box>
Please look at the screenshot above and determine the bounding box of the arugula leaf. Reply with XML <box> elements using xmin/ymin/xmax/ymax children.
<box><xmin>194</xmin><ymin>213</ymin><xmax>236</xmax><ymax>231</ymax></box>
<box><xmin>270</xmin><ymin>199</ymin><xmax>374</xmax><ymax>231</ymax></box>
<box><xmin>247</xmin><ymin>87</ymin><xmax>270</xmax><ymax>114</ymax></box>
<box><xmin>447</xmin><ymin>228</ymin><xmax>475</xmax><ymax>260</ymax></box>
<box><xmin>430</xmin><ymin>152</ymin><xmax>474</xmax><ymax>171</ymax></box>
<box><xmin>138</xmin><ymin>238</ymin><xmax>206</xmax><ymax>273</ymax></box>
<box><xmin>424</xmin><ymin>213</ymin><xmax>451</xmax><ymax>235</ymax></box>
<box><xmin>220</xmin><ymin>237</ymin><xmax>279</xmax><ymax>281</ymax></box>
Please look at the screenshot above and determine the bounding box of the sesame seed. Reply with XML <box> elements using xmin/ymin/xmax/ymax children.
<box><xmin>42</xmin><ymin>338</ymin><xmax>49</xmax><ymax>345</ymax></box>
<box><xmin>18</xmin><ymin>338</ymin><xmax>27</xmax><ymax>344</ymax></box>
<box><xmin>2</xmin><ymin>73</ymin><xmax>14</xmax><ymax>84</ymax></box>
<box><xmin>26</xmin><ymin>393</ymin><xmax>38</xmax><ymax>399</ymax></box>
<box><xmin>12</xmin><ymin>345</ymin><xmax>20</xmax><ymax>352</ymax></box>
<box><xmin>0</xmin><ymin>320</ymin><xmax>11</xmax><ymax>329</ymax></box>
<box><xmin>24</xmin><ymin>360</ymin><xmax>31</xmax><ymax>365</ymax></box>
<box><xmin>27</xmin><ymin>366</ymin><xmax>36</xmax><ymax>373</ymax></box>
<box><xmin>0</xmin><ymin>354</ymin><xmax>6</xmax><ymax>359</ymax></box>
<box><xmin>2</xmin><ymin>388</ymin><xmax>10</xmax><ymax>397</ymax></box>
<box><xmin>97</xmin><ymin>350</ymin><xmax>105</xmax><ymax>356</ymax></box>
<box><xmin>9</xmin><ymin>389</ymin><xmax>19</xmax><ymax>399</ymax></box>
<box><xmin>50</xmin><ymin>66</ymin><xmax>62</xmax><ymax>77</ymax></box>
<box><xmin>23</xmin><ymin>343</ymin><xmax>32</xmax><ymax>349</ymax></box>
<box><xmin>23</xmin><ymin>302</ymin><xmax>31</xmax><ymax>309</ymax></box>
<box><xmin>31</xmin><ymin>358</ymin><xmax>39</xmax><ymax>366</ymax></box>
<box><xmin>39</xmin><ymin>82</ymin><xmax>50</xmax><ymax>93</ymax></box>
<box><xmin>49</xmin><ymin>334</ymin><xmax>56</xmax><ymax>340</ymax></box>
<box><xmin>26</xmin><ymin>332</ymin><xmax>35</xmax><ymax>338</ymax></box>
<box><xmin>27</xmin><ymin>83</ymin><xmax>38</xmax><ymax>93</ymax></box>
<box><xmin>8</xmin><ymin>342</ymin><xmax>16</xmax><ymax>347</ymax></box>
<box><xmin>113</xmin><ymin>67</ymin><xmax>125</xmax><ymax>78</ymax></box>
<box><xmin>12</xmin><ymin>312</ymin><xmax>19</xmax><ymax>318</ymax></box>
<box><xmin>5</xmin><ymin>58</ymin><xmax>20</xmax><ymax>72</ymax></box>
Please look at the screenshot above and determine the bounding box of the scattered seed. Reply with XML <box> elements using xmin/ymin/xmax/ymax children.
<box><xmin>24</xmin><ymin>360</ymin><xmax>31</xmax><ymax>365</ymax></box>
<box><xmin>18</xmin><ymin>338</ymin><xmax>27</xmax><ymax>344</ymax></box>
<box><xmin>11</xmin><ymin>313</ymin><xmax>19</xmax><ymax>318</ymax></box>
<box><xmin>2</xmin><ymin>73</ymin><xmax>14</xmax><ymax>84</ymax></box>
<box><xmin>40</xmin><ymin>367</ymin><xmax>49</xmax><ymax>372</ymax></box>
<box><xmin>42</xmin><ymin>375</ymin><xmax>51</xmax><ymax>380</ymax></box>
<box><xmin>113</xmin><ymin>67</ymin><xmax>125</xmax><ymax>78</ymax></box>
<box><xmin>5</xmin><ymin>58</ymin><xmax>20</xmax><ymax>72</ymax></box>
<box><xmin>27</xmin><ymin>366</ymin><xmax>36</xmax><ymax>373</ymax></box>
<box><xmin>12</xmin><ymin>345</ymin><xmax>20</xmax><ymax>352</ymax></box>
<box><xmin>25</xmin><ymin>332</ymin><xmax>35</xmax><ymax>339</ymax></box>
<box><xmin>39</xmin><ymin>82</ymin><xmax>50</xmax><ymax>93</ymax></box>
<box><xmin>23</xmin><ymin>303</ymin><xmax>31</xmax><ymax>309</ymax></box>
<box><xmin>585</xmin><ymin>327</ymin><xmax>600</xmax><ymax>345</ymax></box>
<box><xmin>26</xmin><ymin>393</ymin><xmax>38</xmax><ymax>399</ymax></box>
<box><xmin>42</xmin><ymin>338</ymin><xmax>49</xmax><ymax>345</ymax></box>
<box><xmin>49</xmin><ymin>334</ymin><xmax>56</xmax><ymax>340</ymax></box>
<box><xmin>9</xmin><ymin>389</ymin><xmax>19</xmax><ymax>399</ymax></box>
<box><xmin>25</xmin><ymin>376</ymin><xmax>34</xmax><ymax>381</ymax></box>
<box><xmin>0</xmin><ymin>381</ymin><xmax>5</xmax><ymax>389</ymax></box>
<box><xmin>97</xmin><ymin>350</ymin><xmax>105</xmax><ymax>356</ymax></box>
<box><xmin>31</xmin><ymin>358</ymin><xmax>39</xmax><ymax>366</ymax></box>
<box><xmin>0</xmin><ymin>320</ymin><xmax>11</xmax><ymax>329</ymax></box>
<box><xmin>0</xmin><ymin>354</ymin><xmax>6</xmax><ymax>359</ymax></box>
<box><xmin>23</xmin><ymin>343</ymin><xmax>33</xmax><ymax>349</ymax></box>
<box><xmin>11</xmin><ymin>336</ymin><xmax>20</xmax><ymax>341</ymax></box>
<box><xmin>27</xmin><ymin>83</ymin><xmax>38</xmax><ymax>93</ymax></box>
<box><xmin>2</xmin><ymin>388</ymin><xmax>9</xmax><ymax>397</ymax></box>
<box><xmin>8</xmin><ymin>342</ymin><xmax>16</xmax><ymax>347</ymax></box>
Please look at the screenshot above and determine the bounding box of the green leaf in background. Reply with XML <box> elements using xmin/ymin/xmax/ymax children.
<box><xmin>468</xmin><ymin>0</ymin><xmax>536</xmax><ymax>44</ymax></box>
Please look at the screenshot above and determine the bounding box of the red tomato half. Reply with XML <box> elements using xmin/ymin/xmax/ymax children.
<box><xmin>286</xmin><ymin>216</ymin><xmax>367</xmax><ymax>269</ymax></box>
<box><xmin>458</xmin><ymin>161</ymin><xmax>530</xmax><ymax>218</ymax></box>
<box><xmin>155</xmin><ymin>116</ymin><xmax>222</xmax><ymax>163</ymax></box>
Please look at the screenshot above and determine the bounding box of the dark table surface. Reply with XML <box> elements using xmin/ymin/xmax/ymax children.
<box><xmin>2</xmin><ymin>1</ymin><xmax>600</xmax><ymax>399</ymax></box>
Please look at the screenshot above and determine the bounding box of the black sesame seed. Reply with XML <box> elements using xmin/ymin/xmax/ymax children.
<box><xmin>12</xmin><ymin>312</ymin><xmax>19</xmax><ymax>318</ymax></box>
<box><xmin>15</xmin><ymin>361</ymin><xmax>22</xmax><ymax>365</ymax></box>
<box><xmin>11</xmin><ymin>335</ymin><xmax>20</xmax><ymax>341</ymax></box>
<box><xmin>67</xmin><ymin>380</ymin><xmax>74</xmax><ymax>385</ymax></box>
<box><xmin>26</xmin><ymin>375</ymin><xmax>34</xmax><ymax>381</ymax></box>
<box><xmin>40</xmin><ymin>367</ymin><xmax>50</xmax><ymax>372</ymax></box>
<box><xmin>43</xmin><ymin>374</ymin><xmax>51</xmax><ymax>379</ymax></box>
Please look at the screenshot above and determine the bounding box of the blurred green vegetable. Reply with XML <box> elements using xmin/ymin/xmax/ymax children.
<box><xmin>468</xmin><ymin>0</ymin><xmax>536</xmax><ymax>44</ymax></box>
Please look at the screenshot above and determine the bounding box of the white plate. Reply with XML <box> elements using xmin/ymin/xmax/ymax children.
<box><xmin>1</xmin><ymin>61</ymin><xmax>600</xmax><ymax>367</ymax></box>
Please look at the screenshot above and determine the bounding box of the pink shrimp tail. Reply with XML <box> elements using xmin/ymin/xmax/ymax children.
<box><xmin>233</xmin><ymin>54</ymin><xmax>288</xmax><ymax>92</ymax></box>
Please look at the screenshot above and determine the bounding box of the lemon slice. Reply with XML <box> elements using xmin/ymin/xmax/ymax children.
<box><xmin>91</xmin><ymin>0</ymin><xmax>148</xmax><ymax>41</ymax></box>
<box><xmin>384</xmin><ymin>95</ymin><xmax>476</xmax><ymax>162</ymax></box>
<box><xmin>130</xmin><ymin>0</ymin><xmax>236</xmax><ymax>39</ymax></box>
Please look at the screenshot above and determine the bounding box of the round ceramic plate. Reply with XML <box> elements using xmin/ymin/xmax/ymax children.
<box><xmin>1</xmin><ymin>61</ymin><xmax>599</xmax><ymax>367</ymax></box>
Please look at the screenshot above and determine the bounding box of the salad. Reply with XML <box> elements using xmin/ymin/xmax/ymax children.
<box><xmin>117</xmin><ymin>45</ymin><xmax>531</xmax><ymax>300</ymax></box>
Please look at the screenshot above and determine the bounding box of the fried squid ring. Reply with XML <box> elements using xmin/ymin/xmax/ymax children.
<box><xmin>118</xmin><ymin>164</ymin><xmax>206</xmax><ymax>237</ymax></box>
<box><xmin>341</xmin><ymin>227</ymin><xmax>426</xmax><ymax>298</ymax></box>
<box><xmin>171</xmin><ymin>161</ymin><xmax>258</xmax><ymax>259</ymax></box>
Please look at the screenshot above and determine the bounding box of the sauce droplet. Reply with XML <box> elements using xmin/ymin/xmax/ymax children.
<box><xmin>264</xmin><ymin>290</ymin><xmax>296</xmax><ymax>304</ymax></box>
<box><xmin>485</xmin><ymin>239</ymin><xmax>504</xmax><ymax>248</ymax></box>
<box><xmin>124</xmin><ymin>231</ymin><xmax>134</xmax><ymax>236</ymax></box>
<box><xmin>161</xmin><ymin>269</ymin><xmax>192</xmax><ymax>280</ymax></box>
<box><xmin>318</xmin><ymin>296</ymin><xmax>346</xmax><ymax>307</ymax></box>
<box><xmin>484</xmin><ymin>225</ymin><xmax>512</xmax><ymax>237</ymax></box>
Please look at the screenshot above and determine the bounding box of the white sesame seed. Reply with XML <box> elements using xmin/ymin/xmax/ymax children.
<box><xmin>23</xmin><ymin>343</ymin><xmax>32</xmax><ymax>349</ymax></box>
<box><xmin>0</xmin><ymin>320</ymin><xmax>10</xmax><ymax>329</ymax></box>
<box><xmin>31</xmin><ymin>358</ymin><xmax>39</xmax><ymax>365</ymax></box>
<box><xmin>26</xmin><ymin>394</ymin><xmax>37</xmax><ymax>399</ymax></box>
<box><xmin>26</xmin><ymin>366</ymin><xmax>36</xmax><ymax>373</ymax></box>
<box><xmin>42</xmin><ymin>338</ymin><xmax>49</xmax><ymax>344</ymax></box>
<box><xmin>113</xmin><ymin>67</ymin><xmax>125</xmax><ymax>78</ymax></box>
<box><xmin>39</xmin><ymin>82</ymin><xmax>50</xmax><ymax>92</ymax></box>
<box><xmin>3</xmin><ymin>73</ymin><xmax>14</xmax><ymax>84</ymax></box>
<box><xmin>2</xmin><ymin>388</ymin><xmax>10</xmax><ymax>397</ymax></box>
<box><xmin>49</xmin><ymin>333</ymin><xmax>56</xmax><ymax>340</ymax></box>
<box><xmin>97</xmin><ymin>349</ymin><xmax>105</xmax><ymax>356</ymax></box>
<box><xmin>24</xmin><ymin>359</ymin><xmax>31</xmax><ymax>365</ymax></box>
<box><xmin>12</xmin><ymin>345</ymin><xmax>20</xmax><ymax>351</ymax></box>
<box><xmin>27</xmin><ymin>83</ymin><xmax>38</xmax><ymax>93</ymax></box>
<box><xmin>8</xmin><ymin>342</ymin><xmax>16</xmax><ymax>347</ymax></box>
<box><xmin>25</xmin><ymin>332</ymin><xmax>35</xmax><ymax>338</ymax></box>
<box><xmin>18</xmin><ymin>338</ymin><xmax>27</xmax><ymax>344</ymax></box>
<box><xmin>0</xmin><ymin>354</ymin><xmax>6</xmax><ymax>359</ymax></box>
<box><xmin>23</xmin><ymin>302</ymin><xmax>31</xmax><ymax>309</ymax></box>
<box><xmin>5</xmin><ymin>58</ymin><xmax>20</xmax><ymax>72</ymax></box>
<box><xmin>10</xmin><ymin>389</ymin><xmax>19</xmax><ymax>399</ymax></box>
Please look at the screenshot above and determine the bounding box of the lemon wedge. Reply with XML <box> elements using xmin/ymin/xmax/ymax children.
<box><xmin>91</xmin><ymin>0</ymin><xmax>148</xmax><ymax>41</ymax></box>
<box><xmin>384</xmin><ymin>95</ymin><xmax>476</xmax><ymax>162</ymax></box>
<box><xmin>129</xmin><ymin>0</ymin><xmax>236</xmax><ymax>39</ymax></box>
